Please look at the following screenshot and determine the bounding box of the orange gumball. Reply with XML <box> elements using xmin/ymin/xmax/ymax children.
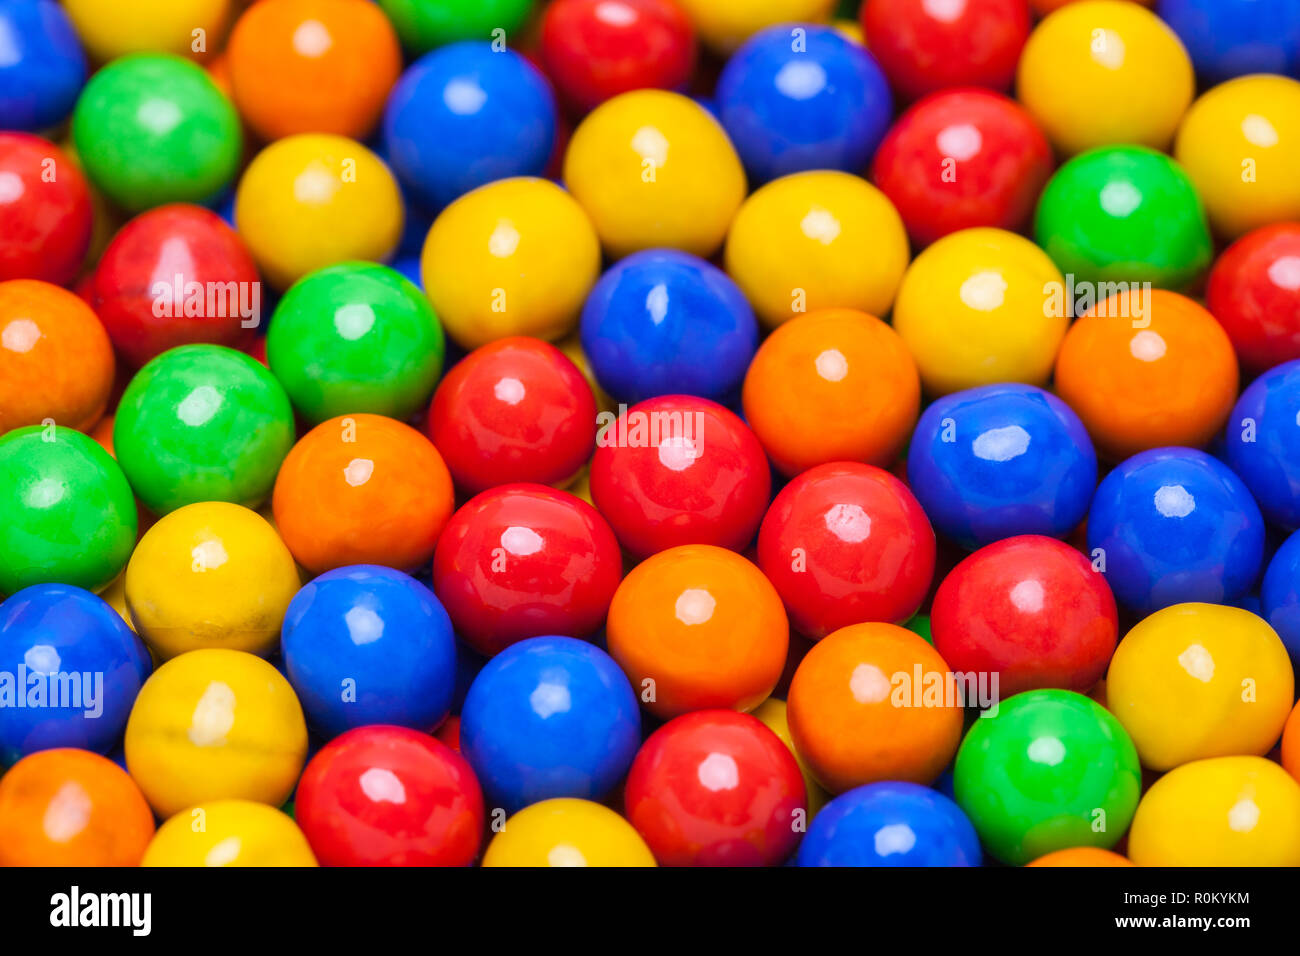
<box><xmin>0</xmin><ymin>749</ymin><xmax>155</xmax><ymax>866</ymax></box>
<box><xmin>606</xmin><ymin>544</ymin><xmax>789</xmax><ymax>719</ymax></box>
<box><xmin>787</xmin><ymin>622</ymin><xmax>964</xmax><ymax>794</ymax></box>
<box><xmin>741</xmin><ymin>308</ymin><xmax>920</xmax><ymax>477</ymax></box>
<box><xmin>1054</xmin><ymin>289</ymin><xmax>1238</xmax><ymax>462</ymax></box>
<box><xmin>1026</xmin><ymin>847</ymin><xmax>1135</xmax><ymax>866</ymax></box>
<box><xmin>272</xmin><ymin>413</ymin><xmax>455</xmax><ymax>575</ymax></box>
<box><xmin>1282</xmin><ymin>699</ymin><xmax>1300</xmax><ymax>784</ymax></box>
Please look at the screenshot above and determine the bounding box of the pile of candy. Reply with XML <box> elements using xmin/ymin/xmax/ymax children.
<box><xmin>3</xmin><ymin>0</ymin><xmax>1300</xmax><ymax>868</ymax></box>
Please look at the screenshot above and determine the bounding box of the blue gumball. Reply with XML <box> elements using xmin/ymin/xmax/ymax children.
<box><xmin>1087</xmin><ymin>447</ymin><xmax>1266</xmax><ymax>616</ymax></box>
<box><xmin>715</xmin><ymin>24</ymin><xmax>892</xmax><ymax>185</ymax></box>
<box><xmin>460</xmin><ymin>635</ymin><xmax>641</xmax><ymax>813</ymax></box>
<box><xmin>382</xmin><ymin>42</ymin><xmax>556</xmax><ymax>211</ymax></box>
<box><xmin>580</xmin><ymin>248</ymin><xmax>759</xmax><ymax>406</ymax></box>
<box><xmin>0</xmin><ymin>0</ymin><xmax>87</xmax><ymax>132</ymax></box>
<box><xmin>1226</xmin><ymin>359</ymin><xmax>1300</xmax><ymax>530</ymax></box>
<box><xmin>907</xmin><ymin>383</ymin><xmax>1097</xmax><ymax>549</ymax></box>
<box><xmin>1263</xmin><ymin>529</ymin><xmax>1300</xmax><ymax>670</ymax></box>
<box><xmin>280</xmin><ymin>565</ymin><xmax>457</xmax><ymax>739</ymax></box>
<box><xmin>0</xmin><ymin>584</ymin><xmax>150</xmax><ymax>765</ymax></box>
<box><xmin>796</xmin><ymin>781</ymin><xmax>982</xmax><ymax>867</ymax></box>
<box><xmin>1156</xmin><ymin>0</ymin><xmax>1300</xmax><ymax>84</ymax></box>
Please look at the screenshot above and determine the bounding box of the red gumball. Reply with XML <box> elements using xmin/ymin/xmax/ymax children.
<box><xmin>427</xmin><ymin>337</ymin><xmax>596</xmax><ymax>495</ymax></box>
<box><xmin>623</xmin><ymin>710</ymin><xmax>805</xmax><ymax>867</ymax></box>
<box><xmin>294</xmin><ymin>725</ymin><xmax>485</xmax><ymax>867</ymax></box>
<box><xmin>861</xmin><ymin>0</ymin><xmax>1031</xmax><ymax>102</ymax></box>
<box><xmin>931</xmin><ymin>535</ymin><xmax>1118</xmax><ymax>698</ymax></box>
<box><xmin>432</xmin><ymin>483</ymin><xmax>623</xmax><ymax>656</ymax></box>
<box><xmin>757</xmin><ymin>462</ymin><xmax>935</xmax><ymax>639</ymax></box>
<box><xmin>872</xmin><ymin>88</ymin><xmax>1053</xmax><ymax>247</ymax></box>
<box><xmin>1206</xmin><ymin>223</ymin><xmax>1300</xmax><ymax>373</ymax></box>
<box><xmin>0</xmin><ymin>133</ymin><xmax>92</xmax><ymax>286</ymax></box>
<box><xmin>589</xmin><ymin>395</ymin><xmax>771</xmax><ymax>559</ymax></box>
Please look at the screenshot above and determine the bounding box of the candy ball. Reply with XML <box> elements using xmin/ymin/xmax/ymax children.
<box><xmin>482</xmin><ymin>798</ymin><xmax>656</xmax><ymax>867</ymax></box>
<box><xmin>1026</xmin><ymin>847</ymin><xmax>1134</xmax><ymax>866</ymax></box>
<box><xmin>1206</xmin><ymin>223</ymin><xmax>1300</xmax><ymax>373</ymax></box>
<box><xmin>0</xmin><ymin>134</ymin><xmax>92</xmax><ymax>286</ymax></box>
<box><xmin>0</xmin><ymin>1</ymin><xmax>86</xmax><ymax>132</ymax></box>
<box><xmin>1263</xmin><ymin>530</ymin><xmax>1300</xmax><ymax>669</ymax></box>
<box><xmin>377</xmin><ymin>0</ymin><xmax>535</xmax><ymax>53</ymax></box>
<box><xmin>672</xmin><ymin>0</ymin><xmax>836</xmax><ymax>53</ymax></box>
<box><xmin>1157</xmin><ymin>0</ymin><xmax>1300</xmax><ymax>86</ymax></box>
<box><xmin>142</xmin><ymin>800</ymin><xmax>317</xmax><ymax>867</ymax></box>
<box><xmin>1226</xmin><ymin>359</ymin><xmax>1300</xmax><ymax>530</ymax></box>
<box><xmin>61</xmin><ymin>0</ymin><xmax>232</xmax><ymax>62</ymax></box>
<box><xmin>751</xmin><ymin>697</ymin><xmax>829</xmax><ymax>818</ymax></box>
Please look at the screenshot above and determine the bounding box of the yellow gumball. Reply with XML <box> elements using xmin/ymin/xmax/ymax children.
<box><xmin>724</xmin><ymin>170</ymin><xmax>909</xmax><ymax>329</ymax></box>
<box><xmin>891</xmin><ymin>227</ymin><xmax>1067</xmax><ymax>396</ymax></box>
<box><xmin>62</xmin><ymin>0</ymin><xmax>231</xmax><ymax>62</ymax></box>
<box><xmin>125</xmin><ymin>648</ymin><xmax>308</xmax><ymax>818</ymax></box>
<box><xmin>1128</xmin><ymin>756</ymin><xmax>1300</xmax><ymax>866</ymax></box>
<box><xmin>421</xmin><ymin>178</ymin><xmax>600</xmax><ymax>348</ymax></box>
<box><xmin>142</xmin><ymin>800</ymin><xmax>317</xmax><ymax>867</ymax></box>
<box><xmin>674</xmin><ymin>0</ymin><xmax>837</xmax><ymax>53</ymax></box>
<box><xmin>563</xmin><ymin>90</ymin><xmax>746</xmax><ymax>259</ymax></box>
<box><xmin>1016</xmin><ymin>1</ymin><xmax>1194</xmax><ymax>155</ymax></box>
<box><xmin>1174</xmin><ymin>75</ymin><xmax>1300</xmax><ymax>240</ymax></box>
<box><xmin>1106</xmin><ymin>603</ymin><xmax>1293</xmax><ymax>772</ymax></box>
<box><xmin>751</xmin><ymin>698</ymin><xmax>828</xmax><ymax>818</ymax></box>
<box><xmin>481</xmin><ymin>799</ymin><xmax>656</xmax><ymax>867</ymax></box>
<box><xmin>235</xmin><ymin>134</ymin><xmax>404</xmax><ymax>289</ymax></box>
<box><xmin>99</xmin><ymin>572</ymin><xmax>134</xmax><ymax>632</ymax></box>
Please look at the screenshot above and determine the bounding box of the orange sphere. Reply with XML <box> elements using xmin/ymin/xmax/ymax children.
<box><xmin>606</xmin><ymin>544</ymin><xmax>789</xmax><ymax>719</ymax></box>
<box><xmin>227</xmin><ymin>0</ymin><xmax>402</xmax><ymax>142</ymax></box>
<box><xmin>1281</xmin><ymin>699</ymin><xmax>1300</xmax><ymax>784</ymax></box>
<box><xmin>0</xmin><ymin>749</ymin><xmax>155</xmax><ymax>866</ymax></box>
<box><xmin>1053</xmin><ymin>289</ymin><xmax>1238</xmax><ymax>461</ymax></box>
<box><xmin>1026</xmin><ymin>846</ymin><xmax>1135</xmax><ymax>866</ymax></box>
<box><xmin>787</xmin><ymin>622</ymin><xmax>964</xmax><ymax>793</ymax></box>
<box><xmin>0</xmin><ymin>279</ymin><xmax>115</xmax><ymax>433</ymax></box>
<box><xmin>741</xmin><ymin>308</ymin><xmax>920</xmax><ymax>477</ymax></box>
<box><xmin>272</xmin><ymin>413</ymin><xmax>455</xmax><ymax>575</ymax></box>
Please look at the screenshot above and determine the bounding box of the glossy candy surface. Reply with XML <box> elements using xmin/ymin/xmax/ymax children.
<box><xmin>1225</xmin><ymin>359</ymin><xmax>1300</xmax><ymax>529</ymax></box>
<box><xmin>0</xmin><ymin>1</ymin><xmax>87</xmax><ymax>132</ymax></box>
<box><xmin>378</xmin><ymin>0</ymin><xmax>535</xmax><ymax>53</ymax></box>
<box><xmin>673</xmin><ymin>0</ymin><xmax>836</xmax><ymax>53</ymax></box>
<box><xmin>1157</xmin><ymin>0</ymin><xmax>1300</xmax><ymax>83</ymax></box>
<box><xmin>1263</xmin><ymin>530</ymin><xmax>1300</xmax><ymax>669</ymax></box>
<box><xmin>0</xmin><ymin>134</ymin><xmax>92</xmax><ymax>286</ymax></box>
<box><xmin>1206</xmin><ymin>223</ymin><xmax>1300</xmax><ymax>373</ymax></box>
<box><xmin>142</xmin><ymin>799</ymin><xmax>318</xmax><ymax>867</ymax></box>
<box><xmin>61</xmin><ymin>0</ymin><xmax>233</xmax><ymax>62</ymax></box>
<box><xmin>482</xmin><ymin>798</ymin><xmax>656</xmax><ymax>867</ymax></box>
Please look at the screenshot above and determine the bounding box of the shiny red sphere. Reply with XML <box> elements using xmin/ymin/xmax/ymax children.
<box><xmin>757</xmin><ymin>462</ymin><xmax>935</xmax><ymax>639</ymax></box>
<box><xmin>432</xmin><ymin>483</ymin><xmax>623</xmax><ymax>657</ymax></box>
<box><xmin>623</xmin><ymin>710</ymin><xmax>805</xmax><ymax>867</ymax></box>
<box><xmin>589</xmin><ymin>395</ymin><xmax>771</xmax><ymax>559</ymax></box>
<box><xmin>427</xmin><ymin>337</ymin><xmax>596</xmax><ymax>495</ymax></box>
<box><xmin>294</xmin><ymin>725</ymin><xmax>485</xmax><ymax>867</ymax></box>
<box><xmin>1206</xmin><ymin>222</ymin><xmax>1300</xmax><ymax>373</ymax></box>
<box><xmin>872</xmin><ymin>88</ymin><xmax>1053</xmax><ymax>247</ymax></box>
<box><xmin>0</xmin><ymin>133</ymin><xmax>92</xmax><ymax>287</ymax></box>
<box><xmin>931</xmin><ymin>535</ymin><xmax>1118</xmax><ymax>698</ymax></box>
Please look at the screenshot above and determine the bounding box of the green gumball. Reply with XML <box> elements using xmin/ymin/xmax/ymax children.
<box><xmin>378</xmin><ymin>0</ymin><xmax>536</xmax><ymax>53</ymax></box>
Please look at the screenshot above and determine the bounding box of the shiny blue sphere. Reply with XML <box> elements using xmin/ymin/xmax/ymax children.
<box><xmin>1156</xmin><ymin>0</ymin><xmax>1300</xmax><ymax>84</ymax></box>
<box><xmin>1226</xmin><ymin>359</ymin><xmax>1300</xmax><ymax>530</ymax></box>
<box><xmin>1262</xmin><ymin>529</ymin><xmax>1300</xmax><ymax>670</ymax></box>
<box><xmin>0</xmin><ymin>0</ymin><xmax>87</xmax><ymax>132</ymax></box>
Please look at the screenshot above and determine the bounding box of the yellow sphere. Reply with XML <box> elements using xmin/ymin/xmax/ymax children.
<box><xmin>125</xmin><ymin>648</ymin><xmax>308</xmax><ymax>818</ymax></box>
<box><xmin>142</xmin><ymin>800</ymin><xmax>317</xmax><ymax>867</ymax></box>
<box><xmin>674</xmin><ymin>0</ymin><xmax>837</xmax><ymax>53</ymax></box>
<box><xmin>752</xmin><ymin>697</ymin><xmax>828</xmax><ymax>818</ymax></box>
<box><xmin>891</xmin><ymin>227</ymin><xmax>1067</xmax><ymax>396</ymax></box>
<box><xmin>235</xmin><ymin>134</ymin><xmax>404</xmax><ymax>289</ymax></box>
<box><xmin>62</xmin><ymin>0</ymin><xmax>231</xmax><ymax>62</ymax></box>
<box><xmin>725</xmin><ymin>170</ymin><xmax>910</xmax><ymax>329</ymax></box>
<box><xmin>421</xmin><ymin>178</ymin><xmax>601</xmax><ymax>348</ymax></box>
<box><xmin>1016</xmin><ymin>1</ymin><xmax>1194</xmax><ymax>155</ymax></box>
<box><xmin>481</xmin><ymin>799</ymin><xmax>656</xmax><ymax>867</ymax></box>
<box><xmin>1174</xmin><ymin>75</ymin><xmax>1300</xmax><ymax>240</ymax></box>
<box><xmin>99</xmin><ymin>572</ymin><xmax>134</xmax><ymax>632</ymax></box>
<box><xmin>1128</xmin><ymin>756</ymin><xmax>1300</xmax><ymax>866</ymax></box>
<box><xmin>1106</xmin><ymin>603</ymin><xmax>1293</xmax><ymax>772</ymax></box>
<box><xmin>563</xmin><ymin>90</ymin><xmax>746</xmax><ymax>259</ymax></box>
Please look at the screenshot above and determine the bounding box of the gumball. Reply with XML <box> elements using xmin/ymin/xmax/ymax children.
<box><xmin>952</xmin><ymin>689</ymin><xmax>1141</xmax><ymax>865</ymax></box>
<box><xmin>758</xmin><ymin>464</ymin><xmax>934</xmax><ymax>639</ymax></box>
<box><xmin>113</xmin><ymin>344</ymin><xmax>295</xmax><ymax>514</ymax></box>
<box><xmin>482</xmin><ymin>798</ymin><xmax>656</xmax><ymax>867</ymax></box>
<box><xmin>0</xmin><ymin>1</ymin><xmax>85</xmax><ymax>132</ymax></box>
<box><xmin>421</xmin><ymin>178</ymin><xmax>600</xmax><ymax>348</ymax></box>
<box><xmin>623</xmin><ymin>710</ymin><xmax>806</xmax><ymax>866</ymax></box>
<box><xmin>1207</xmin><ymin>223</ymin><xmax>1300</xmax><ymax>373</ymax></box>
<box><xmin>433</xmin><ymin>484</ymin><xmax>622</xmax><ymax>657</ymax></box>
<box><xmin>796</xmin><ymin>782</ymin><xmax>981</xmax><ymax>867</ymax></box>
<box><xmin>377</xmin><ymin>0</ymin><xmax>535</xmax><ymax>53</ymax></box>
<box><xmin>1226</xmin><ymin>359</ymin><xmax>1300</xmax><ymax>529</ymax></box>
<box><xmin>1108</xmin><ymin>603</ymin><xmax>1291</xmax><ymax>773</ymax></box>
<box><xmin>563</xmin><ymin>90</ymin><xmax>746</xmax><ymax>258</ymax></box>
<box><xmin>227</xmin><ymin>0</ymin><xmax>401</xmax><ymax>142</ymax></box>
<box><xmin>1027</xmin><ymin>847</ymin><xmax>1133</xmax><ymax>866</ymax></box>
<box><xmin>892</xmin><ymin>228</ymin><xmax>1067</xmax><ymax>396</ymax></box>
<box><xmin>742</xmin><ymin>309</ymin><xmax>920</xmax><ymax>475</ymax></box>
<box><xmin>0</xmin><ymin>134</ymin><xmax>92</xmax><ymax>286</ymax></box>
<box><xmin>272</xmin><ymin>414</ymin><xmax>455</xmax><ymax>575</ymax></box>
<box><xmin>235</xmin><ymin>134</ymin><xmax>404</xmax><ymax>290</ymax></box>
<box><xmin>0</xmin><ymin>427</ymin><xmax>136</xmax><ymax>595</ymax></box>
<box><xmin>751</xmin><ymin>697</ymin><xmax>829</xmax><ymax>818</ymax></box>
<box><xmin>1128</xmin><ymin>756</ymin><xmax>1300</xmax><ymax>866</ymax></box>
<box><xmin>724</xmin><ymin>171</ymin><xmax>909</xmax><ymax>328</ymax></box>
<box><xmin>124</xmin><ymin>648</ymin><xmax>308</xmax><ymax>818</ymax></box>
<box><xmin>1263</xmin><ymin>530</ymin><xmax>1300</xmax><ymax>668</ymax></box>
<box><xmin>142</xmin><ymin>800</ymin><xmax>317</xmax><ymax>867</ymax></box>
<box><xmin>860</xmin><ymin>0</ymin><xmax>1030</xmax><ymax>101</ymax></box>
<box><xmin>606</xmin><ymin>545</ymin><xmax>787</xmax><ymax>718</ymax></box>
<box><xmin>871</xmin><ymin>90</ymin><xmax>1052</xmax><ymax>247</ymax></box>
<box><xmin>294</xmin><ymin>725</ymin><xmax>485</xmax><ymax>866</ymax></box>
<box><xmin>787</xmin><ymin>623</ymin><xmax>964</xmax><ymax>793</ymax></box>
<box><xmin>61</xmin><ymin>0</ymin><xmax>232</xmax><ymax>62</ymax></box>
<box><xmin>580</xmin><ymin>250</ymin><xmax>758</xmax><ymax>404</ymax></box>
<box><xmin>589</xmin><ymin>396</ymin><xmax>770</xmax><ymax>559</ymax></box>
<box><xmin>267</xmin><ymin>263</ymin><xmax>444</xmax><ymax>423</ymax></box>
<box><xmin>1157</xmin><ymin>0</ymin><xmax>1300</xmax><ymax>86</ymax></box>
<box><xmin>0</xmin><ymin>749</ymin><xmax>154</xmax><ymax>866</ymax></box>
<box><xmin>672</xmin><ymin>0</ymin><xmax>837</xmax><ymax>53</ymax></box>
<box><xmin>1055</xmin><ymin>290</ymin><xmax>1238</xmax><ymax>460</ymax></box>
<box><xmin>1174</xmin><ymin>75</ymin><xmax>1300</xmax><ymax>240</ymax></box>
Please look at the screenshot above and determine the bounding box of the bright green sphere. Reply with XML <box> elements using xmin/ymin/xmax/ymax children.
<box><xmin>378</xmin><ymin>0</ymin><xmax>536</xmax><ymax>53</ymax></box>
